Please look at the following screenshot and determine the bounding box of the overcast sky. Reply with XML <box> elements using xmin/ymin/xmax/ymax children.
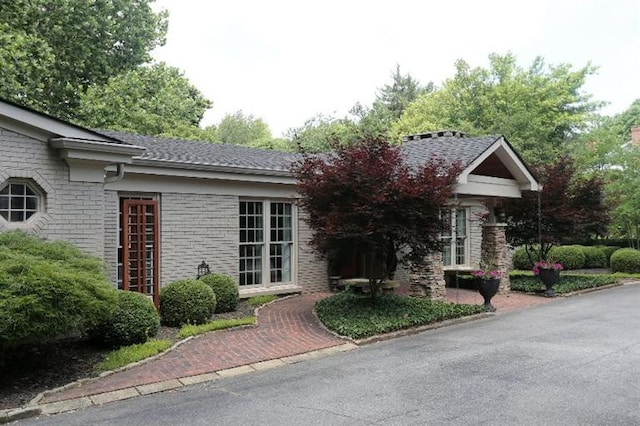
<box><xmin>151</xmin><ymin>0</ymin><xmax>639</xmax><ymax>137</ymax></box>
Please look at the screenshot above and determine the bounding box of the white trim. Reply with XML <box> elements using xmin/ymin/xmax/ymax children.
<box><xmin>50</xmin><ymin>138</ymin><xmax>145</xmax><ymax>158</ymax></box>
<box><xmin>456</xmin><ymin>175</ymin><xmax>523</xmax><ymax>198</ymax></box>
<box><xmin>0</xmin><ymin>101</ymin><xmax>116</xmax><ymax>143</ymax></box>
<box><xmin>458</xmin><ymin>136</ymin><xmax>539</xmax><ymax>191</ymax></box>
<box><xmin>128</xmin><ymin>161</ymin><xmax>295</xmax><ymax>184</ymax></box>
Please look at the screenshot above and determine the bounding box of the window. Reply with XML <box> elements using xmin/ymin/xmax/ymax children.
<box><xmin>239</xmin><ymin>201</ymin><xmax>294</xmax><ymax>287</ymax></box>
<box><xmin>0</xmin><ymin>180</ymin><xmax>41</xmax><ymax>223</ymax></box>
<box><xmin>442</xmin><ymin>208</ymin><xmax>468</xmax><ymax>267</ymax></box>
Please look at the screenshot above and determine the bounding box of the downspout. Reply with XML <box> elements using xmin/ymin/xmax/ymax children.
<box><xmin>104</xmin><ymin>163</ymin><xmax>125</xmax><ymax>183</ymax></box>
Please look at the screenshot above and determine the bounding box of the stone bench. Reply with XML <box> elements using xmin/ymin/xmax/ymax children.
<box><xmin>340</xmin><ymin>278</ymin><xmax>400</xmax><ymax>294</ymax></box>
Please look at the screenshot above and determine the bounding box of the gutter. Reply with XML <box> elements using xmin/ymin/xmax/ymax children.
<box><xmin>104</xmin><ymin>163</ymin><xmax>125</xmax><ymax>183</ymax></box>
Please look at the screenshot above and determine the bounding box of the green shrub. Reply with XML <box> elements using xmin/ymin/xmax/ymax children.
<box><xmin>159</xmin><ymin>279</ymin><xmax>217</xmax><ymax>326</ymax></box>
<box><xmin>600</xmin><ymin>246</ymin><xmax>621</xmax><ymax>266</ymax></box>
<box><xmin>0</xmin><ymin>231</ymin><xmax>117</xmax><ymax>349</ymax></box>
<box><xmin>91</xmin><ymin>291</ymin><xmax>159</xmax><ymax>347</ymax></box>
<box><xmin>610</xmin><ymin>248</ymin><xmax>640</xmax><ymax>273</ymax></box>
<box><xmin>247</xmin><ymin>294</ymin><xmax>278</xmax><ymax>307</ymax></box>
<box><xmin>581</xmin><ymin>246</ymin><xmax>607</xmax><ymax>269</ymax></box>
<box><xmin>315</xmin><ymin>292</ymin><xmax>486</xmax><ymax>339</ymax></box>
<box><xmin>199</xmin><ymin>274</ymin><xmax>239</xmax><ymax>313</ymax></box>
<box><xmin>512</xmin><ymin>246</ymin><xmax>539</xmax><ymax>270</ymax></box>
<box><xmin>549</xmin><ymin>245</ymin><xmax>586</xmax><ymax>270</ymax></box>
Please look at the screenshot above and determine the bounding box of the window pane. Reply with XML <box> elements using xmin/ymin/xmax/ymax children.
<box><xmin>0</xmin><ymin>196</ymin><xmax>8</xmax><ymax>210</ymax></box>
<box><xmin>10</xmin><ymin>211</ymin><xmax>24</xmax><ymax>222</ymax></box>
<box><xmin>10</xmin><ymin>184</ymin><xmax>25</xmax><ymax>195</ymax></box>
<box><xmin>0</xmin><ymin>211</ymin><xmax>7</xmax><ymax>220</ymax></box>
<box><xmin>0</xmin><ymin>186</ymin><xmax>8</xmax><ymax>195</ymax></box>
<box><xmin>25</xmin><ymin>197</ymin><xmax>38</xmax><ymax>210</ymax></box>
<box><xmin>11</xmin><ymin>197</ymin><xmax>24</xmax><ymax>209</ymax></box>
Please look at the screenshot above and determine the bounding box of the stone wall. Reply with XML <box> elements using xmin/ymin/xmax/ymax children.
<box><xmin>481</xmin><ymin>223</ymin><xmax>510</xmax><ymax>291</ymax></box>
<box><xmin>409</xmin><ymin>252</ymin><xmax>446</xmax><ymax>300</ymax></box>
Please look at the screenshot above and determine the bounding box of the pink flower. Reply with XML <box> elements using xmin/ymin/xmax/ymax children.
<box><xmin>532</xmin><ymin>261</ymin><xmax>564</xmax><ymax>275</ymax></box>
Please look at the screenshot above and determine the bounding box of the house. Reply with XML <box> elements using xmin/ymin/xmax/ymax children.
<box><xmin>0</xmin><ymin>100</ymin><xmax>539</xmax><ymax>304</ymax></box>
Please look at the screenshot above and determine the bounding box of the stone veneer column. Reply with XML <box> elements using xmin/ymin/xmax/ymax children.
<box><xmin>409</xmin><ymin>252</ymin><xmax>446</xmax><ymax>300</ymax></box>
<box><xmin>481</xmin><ymin>223</ymin><xmax>510</xmax><ymax>292</ymax></box>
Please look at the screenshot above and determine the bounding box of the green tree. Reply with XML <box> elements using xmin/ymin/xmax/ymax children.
<box><xmin>286</xmin><ymin>114</ymin><xmax>361</xmax><ymax>153</ymax></box>
<box><xmin>217</xmin><ymin>111</ymin><xmax>274</xmax><ymax>147</ymax></box>
<box><xmin>0</xmin><ymin>23</ymin><xmax>55</xmax><ymax>112</ymax></box>
<box><xmin>393</xmin><ymin>53</ymin><xmax>602</xmax><ymax>164</ymax></box>
<box><xmin>76</xmin><ymin>63</ymin><xmax>212</xmax><ymax>138</ymax></box>
<box><xmin>0</xmin><ymin>0</ymin><xmax>167</xmax><ymax>119</ymax></box>
<box><xmin>376</xmin><ymin>64</ymin><xmax>433</xmax><ymax>120</ymax></box>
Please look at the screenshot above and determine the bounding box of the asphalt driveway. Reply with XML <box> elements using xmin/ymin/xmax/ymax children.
<box><xmin>22</xmin><ymin>284</ymin><xmax>640</xmax><ymax>425</ymax></box>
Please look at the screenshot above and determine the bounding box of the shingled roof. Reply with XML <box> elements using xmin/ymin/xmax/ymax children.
<box><xmin>400</xmin><ymin>131</ymin><xmax>500</xmax><ymax>169</ymax></box>
<box><xmin>95</xmin><ymin>130</ymin><xmax>298</xmax><ymax>173</ymax></box>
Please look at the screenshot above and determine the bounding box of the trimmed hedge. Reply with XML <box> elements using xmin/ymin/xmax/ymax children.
<box><xmin>0</xmin><ymin>231</ymin><xmax>117</xmax><ymax>349</ymax></box>
<box><xmin>581</xmin><ymin>246</ymin><xmax>607</xmax><ymax>269</ymax></box>
<box><xmin>159</xmin><ymin>279</ymin><xmax>217</xmax><ymax>326</ymax></box>
<box><xmin>549</xmin><ymin>245</ymin><xmax>585</xmax><ymax>270</ymax></box>
<box><xmin>600</xmin><ymin>246</ymin><xmax>621</xmax><ymax>266</ymax></box>
<box><xmin>91</xmin><ymin>290</ymin><xmax>159</xmax><ymax>347</ymax></box>
<box><xmin>199</xmin><ymin>274</ymin><xmax>239</xmax><ymax>313</ymax></box>
<box><xmin>610</xmin><ymin>248</ymin><xmax>640</xmax><ymax>273</ymax></box>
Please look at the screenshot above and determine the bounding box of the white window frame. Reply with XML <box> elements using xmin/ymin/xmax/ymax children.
<box><xmin>239</xmin><ymin>200</ymin><xmax>296</xmax><ymax>288</ymax></box>
<box><xmin>442</xmin><ymin>207</ymin><xmax>470</xmax><ymax>268</ymax></box>
<box><xmin>0</xmin><ymin>179</ymin><xmax>43</xmax><ymax>224</ymax></box>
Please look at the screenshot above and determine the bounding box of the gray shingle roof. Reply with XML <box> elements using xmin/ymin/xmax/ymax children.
<box><xmin>94</xmin><ymin>129</ymin><xmax>501</xmax><ymax>175</ymax></box>
<box><xmin>95</xmin><ymin>130</ymin><xmax>298</xmax><ymax>172</ymax></box>
<box><xmin>400</xmin><ymin>134</ymin><xmax>500</xmax><ymax>169</ymax></box>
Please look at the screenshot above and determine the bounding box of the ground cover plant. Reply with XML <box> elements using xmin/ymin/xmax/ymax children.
<box><xmin>509</xmin><ymin>272</ymin><xmax>618</xmax><ymax>294</ymax></box>
<box><xmin>315</xmin><ymin>292</ymin><xmax>486</xmax><ymax>339</ymax></box>
<box><xmin>97</xmin><ymin>339</ymin><xmax>172</xmax><ymax>372</ymax></box>
<box><xmin>178</xmin><ymin>317</ymin><xmax>255</xmax><ymax>338</ymax></box>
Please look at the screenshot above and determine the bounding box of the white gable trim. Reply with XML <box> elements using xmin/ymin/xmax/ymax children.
<box><xmin>0</xmin><ymin>101</ymin><xmax>115</xmax><ymax>143</ymax></box>
<box><xmin>456</xmin><ymin>175</ymin><xmax>522</xmax><ymax>198</ymax></box>
<box><xmin>457</xmin><ymin>136</ymin><xmax>539</xmax><ymax>191</ymax></box>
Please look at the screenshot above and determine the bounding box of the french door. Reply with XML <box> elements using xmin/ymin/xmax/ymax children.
<box><xmin>121</xmin><ymin>199</ymin><xmax>159</xmax><ymax>307</ymax></box>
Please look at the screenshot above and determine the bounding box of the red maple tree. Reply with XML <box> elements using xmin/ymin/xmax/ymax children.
<box><xmin>291</xmin><ymin>136</ymin><xmax>462</xmax><ymax>296</ymax></box>
<box><xmin>498</xmin><ymin>156</ymin><xmax>609</xmax><ymax>264</ymax></box>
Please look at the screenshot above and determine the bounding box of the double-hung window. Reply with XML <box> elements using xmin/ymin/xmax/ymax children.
<box><xmin>239</xmin><ymin>201</ymin><xmax>294</xmax><ymax>287</ymax></box>
<box><xmin>442</xmin><ymin>208</ymin><xmax>468</xmax><ymax>267</ymax></box>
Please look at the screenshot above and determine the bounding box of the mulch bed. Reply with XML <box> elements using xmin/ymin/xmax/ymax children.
<box><xmin>0</xmin><ymin>301</ymin><xmax>257</xmax><ymax>410</ymax></box>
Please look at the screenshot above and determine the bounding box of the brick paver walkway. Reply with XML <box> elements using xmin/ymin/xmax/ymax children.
<box><xmin>446</xmin><ymin>287</ymin><xmax>554</xmax><ymax>313</ymax></box>
<box><xmin>39</xmin><ymin>288</ymin><xmax>552</xmax><ymax>405</ymax></box>
<box><xmin>41</xmin><ymin>293</ymin><xmax>343</xmax><ymax>404</ymax></box>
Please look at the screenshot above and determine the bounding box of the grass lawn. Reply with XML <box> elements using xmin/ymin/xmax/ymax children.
<box><xmin>316</xmin><ymin>292</ymin><xmax>487</xmax><ymax>339</ymax></box>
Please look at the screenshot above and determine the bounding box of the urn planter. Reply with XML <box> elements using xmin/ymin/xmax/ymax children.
<box><xmin>476</xmin><ymin>278</ymin><xmax>500</xmax><ymax>312</ymax></box>
<box><xmin>538</xmin><ymin>269</ymin><xmax>560</xmax><ymax>297</ymax></box>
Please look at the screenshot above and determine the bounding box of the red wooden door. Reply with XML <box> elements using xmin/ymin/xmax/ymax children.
<box><xmin>122</xmin><ymin>199</ymin><xmax>159</xmax><ymax>307</ymax></box>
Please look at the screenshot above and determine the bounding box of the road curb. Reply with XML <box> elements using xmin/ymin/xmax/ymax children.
<box><xmin>1</xmin><ymin>342</ymin><xmax>358</xmax><ymax>422</ymax></box>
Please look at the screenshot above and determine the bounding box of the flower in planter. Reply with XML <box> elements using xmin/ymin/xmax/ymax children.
<box><xmin>532</xmin><ymin>261</ymin><xmax>564</xmax><ymax>275</ymax></box>
<box><xmin>471</xmin><ymin>268</ymin><xmax>502</xmax><ymax>280</ymax></box>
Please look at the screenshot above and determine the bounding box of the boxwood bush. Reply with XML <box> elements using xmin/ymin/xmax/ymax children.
<box><xmin>549</xmin><ymin>245</ymin><xmax>586</xmax><ymax>270</ymax></box>
<box><xmin>0</xmin><ymin>231</ymin><xmax>117</xmax><ymax>350</ymax></box>
<box><xmin>610</xmin><ymin>248</ymin><xmax>640</xmax><ymax>273</ymax></box>
<box><xmin>580</xmin><ymin>246</ymin><xmax>607</xmax><ymax>269</ymax></box>
<box><xmin>91</xmin><ymin>290</ymin><xmax>159</xmax><ymax>347</ymax></box>
<box><xmin>600</xmin><ymin>246</ymin><xmax>621</xmax><ymax>266</ymax></box>
<box><xmin>159</xmin><ymin>279</ymin><xmax>217</xmax><ymax>326</ymax></box>
<box><xmin>512</xmin><ymin>247</ymin><xmax>532</xmax><ymax>270</ymax></box>
<box><xmin>199</xmin><ymin>274</ymin><xmax>239</xmax><ymax>313</ymax></box>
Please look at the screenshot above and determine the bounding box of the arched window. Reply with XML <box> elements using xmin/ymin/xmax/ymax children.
<box><xmin>0</xmin><ymin>180</ymin><xmax>42</xmax><ymax>223</ymax></box>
